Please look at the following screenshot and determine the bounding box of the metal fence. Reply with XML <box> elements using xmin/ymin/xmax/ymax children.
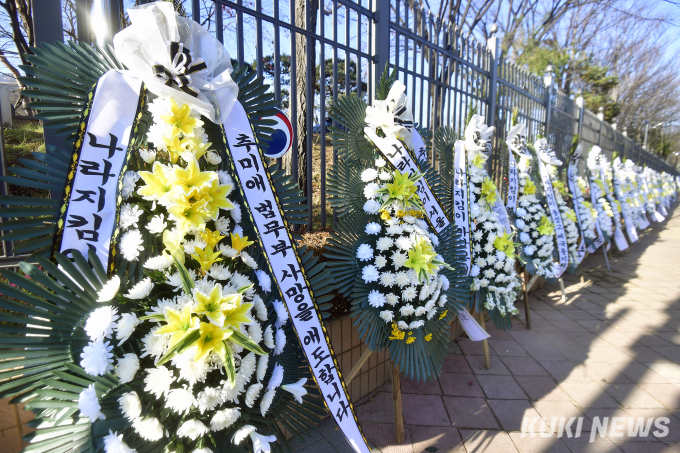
<box><xmin>31</xmin><ymin>0</ymin><xmax>680</xmax><ymax>238</ymax></box>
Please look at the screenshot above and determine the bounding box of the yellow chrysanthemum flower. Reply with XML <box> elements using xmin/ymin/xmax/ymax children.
<box><xmin>389</xmin><ymin>323</ymin><xmax>405</xmax><ymax>341</ymax></box>
<box><xmin>439</xmin><ymin>310</ymin><xmax>448</xmax><ymax>320</ymax></box>
<box><xmin>406</xmin><ymin>336</ymin><xmax>415</xmax><ymax>344</ymax></box>
<box><xmin>424</xmin><ymin>333</ymin><xmax>433</xmax><ymax>341</ymax></box>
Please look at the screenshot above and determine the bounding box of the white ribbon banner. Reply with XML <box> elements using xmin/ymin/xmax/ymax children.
<box><xmin>587</xmin><ymin>184</ymin><xmax>607</xmax><ymax>253</ymax></box>
<box><xmin>537</xmin><ymin>159</ymin><xmax>568</xmax><ymax>277</ymax></box>
<box><xmin>600</xmin><ymin>170</ymin><xmax>628</xmax><ymax>252</ymax></box>
<box><xmin>364</xmin><ymin>127</ymin><xmax>450</xmax><ymax>233</ymax></box>
<box><xmin>452</xmin><ymin>141</ymin><xmax>472</xmax><ymax>275</ymax></box>
<box><xmin>492</xmin><ymin>191</ymin><xmax>512</xmax><ymax>234</ymax></box>
<box><xmin>566</xmin><ymin>165</ymin><xmax>587</xmax><ymax>264</ymax></box>
<box><xmin>457</xmin><ymin>308</ymin><xmax>490</xmax><ymax>342</ymax></box>
<box><xmin>411</xmin><ymin>129</ymin><xmax>429</xmax><ymax>163</ymax></box>
<box><xmin>224</xmin><ymin>102</ymin><xmax>370</xmax><ymax>453</ymax></box>
<box><xmin>506</xmin><ymin>151</ymin><xmax>519</xmax><ymax>211</ymax></box>
<box><xmin>56</xmin><ymin>70</ymin><xmax>144</xmax><ymax>271</ymax></box>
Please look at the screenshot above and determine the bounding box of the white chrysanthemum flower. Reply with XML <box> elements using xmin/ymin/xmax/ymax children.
<box><xmin>141</xmin><ymin>328</ymin><xmax>168</xmax><ymax>358</ymax></box>
<box><xmin>254</xmin><ymin>270</ymin><xmax>271</xmax><ymax>293</ymax></box>
<box><xmin>439</xmin><ymin>274</ymin><xmax>450</xmax><ymax>291</ymax></box>
<box><xmin>146</xmin><ymin>214</ymin><xmax>167</xmax><ymax>235</ymax></box>
<box><xmin>167</xmin><ymin>387</ymin><xmax>196</xmax><ymax>415</ymax></box>
<box><xmin>515</xmin><ymin>218</ymin><xmax>525</xmax><ymax>229</ymax></box>
<box><xmin>268</xmin><ymin>363</ymin><xmax>284</xmax><ymax>390</ymax></box>
<box><xmin>274</xmin><ymin>328</ymin><xmax>285</xmax><ymax>355</ymax></box>
<box><xmin>214</xmin><ymin>216</ymin><xmax>231</xmax><ymax>235</ymax></box>
<box><xmin>133</xmin><ymin>417</ymin><xmax>164</xmax><ymax>441</ymax></box>
<box><xmin>362</xmin><ymin>265</ymin><xmax>379</xmax><ymax>283</ymax></box>
<box><xmin>144</xmin><ymin>366</ymin><xmax>174</xmax><ymax>399</ymax></box>
<box><xmin>78</xmin><ymin>383</ymin><xmax>105</xmax><ymax>423</ymax></box>
<box><xmin>122</xmin><ymin>171</ymin><xmax>138</xmax><ymax>200</ymax></box>
<box><xmin>230</xmin><ymin>203</ymin><xmax>243</xmax><ymax>223</ymax></box>
<box><xmin>361</xmin><ymin>168</ymin><xmax>379</xmax><ymax>181</ymax></box>
<box><xmin>120</xmin><ymin>204</ymin><xmax>143</xmax><ymax>230</ymax></box>
<box><xmin>375</xmin><ymin>157</ymin><xmax>386</xmax><ymax>167</ymax></box>
<box><xmin>519</xmin><ymin>232</ymin><xmax>530</xmax><ymax>243</ymax></box>
<box><xmin>264</xmin><ymin>325</ymin><xmax>274</xmax><ymax>349</ymax></box>
<box><xmin>171</xmin><ymin>346</ymin><xmax>212</xmax><ymax>385</ymax></box>
<box><xmin>116</xmin><ymin>353</ymin><xmax>139</xmax><ymax>384</ymax></box>
<box><xmin>516</xmin><ymin>207</ymin><xmax>527</xmax><ymax>217</ymax></box>
<box><xmin>257</xmin><ymin>355</ymin><xmax>269</xmax><ymax>382</ymax></box>
<box><xmin>396</xmin><ymin>236</ymin><xmax>412</xmax><ymax>251</ymax></box>
<box><xmin>376</xmin><ymin>237</ymin><xmax>393</xmax><ymax>251</ymax></box>
<box><xmin>196</xmin><ymin>387</ymin><xmax>221</xmax><ymax>413</ymax></box>
<box><xmin>363</xmin><ymin>182</ymin><xmax>380</xmax><ymax>199</ymax></box>
<box><xmin>386</xmin><ymin>224</ymin><xmax>403</xmax><ymax>235</ymax></box>
<box><xmin>144</xmin><ymin>254</ymin><xmax>173</xmax><ymax>270</ymax></box>
<box><xmin>496</xmin><ymin>250</ymin><xmax>506</xmax><ymax>262</ymax></box>
<box><xmin>211</xmin><ymin>407</ymin><xmax>240</xmax><ymax>431</ymax></box>
<box><xmin>85</xmin><ymin>306</ymin><xmax>119</xmax><ymax>341</ymax></box>
<box><xmin>409</xmin><ymin>320</ymin><xmax>425</xmax><ymax>330</ymax></box>
<box><xmin>395</xmin><ymin>271</ymin><xmax>411</xmax><ymax>287</ymax></box>
<box><xmin>247</xmin><ymin>322</ymin><xmax>263</xmax><ymax>345</ymax></box>
<box><xmin>124</xmin><ymin>278</ymin><xmax>154</xmax><ymax>300</ymax></box>
<box><xmin>260</xmin><ymin>388</ymin><xmax>276</xmax><ymax>416</ymax></box>
<box><xmin>363</xmin><ymin>199</ymin><xmax>381</xmax><ymax>214</ymax></box>
<box><xmin>357</xmin><ymin>244</ymin><xmax>374</xmax><ymax>261</ymax></box>
<box><xmin>218</xmin><ymin>170</ymin><xmax>234</xmax><ymax>186</ymax></box>
<box><xmin>483</xmin><ymin>269</ymin><xmax>496</xmax><ymax>279</ymax></box>
<box><xmin>379</xmin><ymin>271</ymin><xmax>396</xmax><ymax>287</ymax></box>
<box><xmin>392</xmin><ymin>251</ymin><xmax>408</xmax><ymax>268</ymax></box>
<box><xmin>379</xmin><ymin>171</ymin><xmax>392</xmax><ymax>181</ymax></box>
<box><xmin>97</xmin><ymin>275</ymin><xmax>120</xmax><ymax>302</ymax></box>
<box><xmin>80</xmin><ymin>338</ymin><xmax>114</xmax><ymax>376</ymax></box>
<box><xmin>248</xmin><ymin>296</ymin><xmax>265</xmax><ymax>323</ymax></box>
<box><xmin>178</xmin><ymin>419</ymin><xmax>209</xmax><ymax>440</ymax></box>
<box><xmin>524</xmin><ymin>245</ymin><xmax>535</xmax><ymax>256</ymax></box>
<box><xmin>245</xmin><ymin>383</ymin><xmax>263</xmax><ymax>408</ymax></box>
<box><xmin>415</xmin><ymin>306</ymin><xmax>427</xmax><ymax>316</ymax></box>
<box><xmin>374</xmin><ymin>255</ymin><xmax>387</xmax><ymax>268</ymax></box>
<box><xmin>379</xmin><ymin>310</ymin><xmax>394</xmax><ymax>323</ymax></box>
<box><xmin>479</xmin><ymin>278</ymin><xmax>490</xmax><ymax>287</ymax></box>
<box><xmin>205</xmin><ymin>151</ymin><xmax>222</xmax><ymax>165</ymax></box>
<box><xmin>118</xmin><ymin>392</ymin><xmax>141</xmax><ymax>421</ymax></box>
<box><xmin>470</xmin><ymin>264</ymin><xmax>481</xmax><ymax>277</ymax></box>
<box><xmin>385</xmin><ymin>293</ymin><xmax>399</xmax><ymax>306</ymax></box>
<box><xmin>486</xmin><ymin>254</ymin><xmax>497</xmax><ymax>266</ymax></box>
<box><xmin>365</xmin><ymin>222</ymin><xmax>381</xmax><ymax>235</ymax></box>
<box><xmin>282</xmin><ymin>378</ymin><xmax>307</xmax><ymax>403</ymax></box>
<box><xmin>368</xmin><ymin>290</ymin><xmax>386</xmax><ymax>308</ymax></box>
<box><xmin>273</xmin><ymin>300</ymin><xmax>288</xmax><ymax>327</ymax></box>
<box><xmin>239</xmin><ymin>352</ymin><xmax>257</xmax><ymax>383</ymax></box>
<box><xmin>209</xmin><ymin>263</ymin><xmax>232</xmax><ymax>281</ymax></box>
<box><xmin>120</xmin><ymin>229</ymin><xmax>144</xmax><ymax>261</ymax></box>
<box><xmin>397</xmin><ymin>320</ymin><xmax>409</xmax><ymax>330</ymax></box>
<box><xmin>103</xmin><ymin>430</ymin><xmax>136</xmax><ymax>453</ymax></box>
<box><xmin>240</xmin><ymin>251</ymin><xmax>258</xmax><ymax>269</ymax></box>
<box><xmin>184</xmin><ymin>239</ymin><xmax>207</xmax><ymax>255</ymax></box>
<box><xmin>400</xmin><ymin>303</ymin><xmax>416</xmax><ymax>316</ymax></box>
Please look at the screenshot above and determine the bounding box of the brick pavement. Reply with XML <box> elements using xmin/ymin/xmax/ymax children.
<box><xmin>292</xmin><ymin>207</ymin><xmax>680</xmax><ymax>453</ymax></box>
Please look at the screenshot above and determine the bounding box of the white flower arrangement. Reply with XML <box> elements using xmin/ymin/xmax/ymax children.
<box><xmin>572</xmin><ymin>176</ymin><xmax>599</xmax><ymax>242</ymax></box>
<box><xmin>588</xmin><ymin>174</ymin><xmax>615</xmax><ymax>240</ymax></box>
<box><xmin>70</xmin><ymin>96</ymin><xmax>305</xmax><ymax>453</ymax></box>
<box><xmin>465</xmin><ymin>118</ymin><xmax>520</xmax><ymax>317</ymax></box>
<box><xmin>358</xmin><ymin>165</ymin><xmax>450</xmax><ymax>343</ymax></box>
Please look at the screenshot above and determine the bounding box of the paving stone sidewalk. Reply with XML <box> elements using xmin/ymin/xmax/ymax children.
<box><xmin>292</xmin><ymin>207</ymin><xmax>680</xmax><ymax>453</ymax></box>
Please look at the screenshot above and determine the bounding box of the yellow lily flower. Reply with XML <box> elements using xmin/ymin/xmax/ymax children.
<box><xmin>203</xmin><ymin>179</ymin><xmax>236</xmax><ymax>219</ymax></box>
<box><xmin>186</xmin><ymin>135</ymin><xmax>211</xmax><ymax>161</ymax></box>
<box><xmin>138</xmin><ymin>162</ymin><xmax>175</xmax><ymax>202</ymax></box>
<box><xmin>404</xmin><ymin>237</ymin><xmax>438</xmax><ymax>278</ymax></box>
<box><xmin>472</xmin><ymin>153</ymin><xmax>485</xmax><ymax>169</ymax></box>
<box><xmin>192</xmin><ymin>246</ymin><xmax>223</xmax><ymax>274</ymax></box>
<box><xmin>537</xmin><ymin>215</ymin><xmax>555</xmax><ymax>236</ymax></box>
<box><xmin>163</xmin><ymin>229</ymin><xmax>185</xmax><ymax>264</ymax></box>
<box><xmin>173</xmin><ymin>158</ymin><xmax>215</xmax><ymax>196</ymax></box>
<box><xmin>379</xmin><ymin>169</ymin><xmax>421</xmax><ymax>210</ymax></box>
<box><xmin>480</xmin><ymin>178</ymin><xmax>498</xmax><ymax>205</ymax></box>
<box><xmin>168</xmin><ymin>197</ymin><xmax>209</xmax><ymax>233</ymax></box>
<box><xmin>231</xmin><ymin>232</ymin><xmax>254</xmax><ymax>255</ymax></box>
<box><xmin>161</xmin><ymin>99</ymin><xmax>201</xmax><ymax>136</ymax></box>
<box><xmin>154</xmin><ymin>304</ymin><xmax>200</xmax><ymax>348</ymax></box>
<box><xmin>162</xmin><ymin>134</ymin><xmax>189</xmax><ymax>164</ymax></box>
<box><xmin>524</xmin><ymin>179</ymin><xmax>537</xmax><ymax>195</ymax></box>
<box><xmin>194</xmin><ymin>284</ymin><xmax>229</xmax><ymax>326</ymax></box>
<box><xmin>222</xmin><ymin>295</ymin><xmax>254</xmax><ymax>331</ymax></box>
<box><xmin>565</xmin><ymin>209</ymin><xmax>577</xmax><ymax>222</ymax></box>
<box><xmin>493</xmin><ymin>232</ymin><xmax>515</xmax><ymax>256</ymax></box>
<box><xmin>199</xmin><ymin>228</ymin><xmax>226</xmax><ymax>249</ymax></box>
<box><xmin>195</xmin><ymin>322</ymin><xmax>233</xmax><ymax>361</ymax></box>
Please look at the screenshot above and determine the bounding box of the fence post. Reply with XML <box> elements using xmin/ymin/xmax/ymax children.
<box><xmin>374</xmin><ymin>0</ymin><xmax>391</xmax><ymax>88</ymax></box>
<box><xmin>597</xmin><ymin>106</ymin><xmax>604</xmax><ymax>147</ymax></box>
<box><xmin>543</xmin><ymin>67</ymin><xmax>553</xmax><ymax>141</ymax></box>
<box><xmin>486</xmin><ymin>24</ymin><xmax>499</xmax><ymax>129</ymax></box>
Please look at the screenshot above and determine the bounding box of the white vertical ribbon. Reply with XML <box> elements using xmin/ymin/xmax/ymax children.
<box><xmin>506</xmin><ymin>151</ymin><xmax>519</xmax><ymax>211</ymax></box>
<box><xmin>566</xmin><ymin>165</ymin><xmax>587</xmax><ymax>264</ymax></box>
<box><xmin>453</xmin><ymin>141</ymin><xmax>472</xmax><ymax>275</ymax></box>
<box><xmin>222</xmin><ymin>101</ymin><xmax>370</xmax><ymax>453</ymax></box>
<box><xmin>537</xmin><ymin>159</ymin><xmax>568</xmax><ymax>277</ymax></box>
<box><xmin>56</xmin><ymin>70</ymin><xmax>144</xmax><ymax>270</ymax></box>
<box><xmin>363</xmin><ymin>127</ymin><xmax>450</xmax><ymax>233</ymax></box>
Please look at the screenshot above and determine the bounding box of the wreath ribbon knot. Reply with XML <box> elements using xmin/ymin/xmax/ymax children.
<box><xmin>152</xmin><ymin>41</ymin><xmax>208</xmax><ymax>97</ymax></box>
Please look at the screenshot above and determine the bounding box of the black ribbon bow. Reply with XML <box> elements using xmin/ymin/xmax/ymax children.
<box><xmin>152</xmin><ymin>42</ymin><xmax>208</xmax><ymax>97</ymax></box>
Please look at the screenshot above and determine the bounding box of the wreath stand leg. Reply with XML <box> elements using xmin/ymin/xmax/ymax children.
<box><xmin>522</xmin><ymin>268</ymin><xmax>532</xmax><ymax>329</ymax></box>
<box><xmin>558</xmin><ymin>278</ymin><xmax>567</xmax><ymax>303</ymax></box>
<box><xmin>602</xmin><ymin>245</ymin><xmax>611</xmax><ymax>271</ymax></box>
<box><xmin>478</xmin><ymin>310</ymin><xmax>492</xmax><ymax>370</ymax></box>
<box><xmin>345</xmin><ymin>349</ymin><xmax>406</xmax><ymax>444</ymax></box>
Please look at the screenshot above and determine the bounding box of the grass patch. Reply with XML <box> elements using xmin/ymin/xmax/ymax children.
<box><xmin>3</xmin><ymin>121</ymin><xmax>47</xmax><ymax>198</ymax></box>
